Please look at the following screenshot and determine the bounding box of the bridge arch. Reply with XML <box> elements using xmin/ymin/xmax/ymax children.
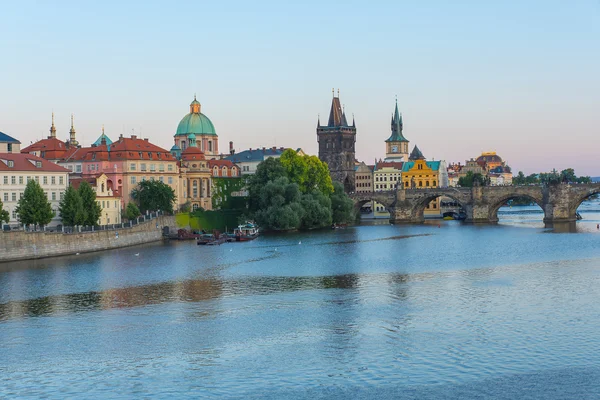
<box><xmin>410</xmin><ymin>192</ymin><xmax>469</xmax><ymax>223</ymax></box>
<box><xmin>569</xmin><ymin>187</ymin><xmax>600</xmax><ymax>218</ymax></box>
<box><xmin>488</xmin><ymin>193</ymin><xmax>545</xmax><ymax>222</ymax></box>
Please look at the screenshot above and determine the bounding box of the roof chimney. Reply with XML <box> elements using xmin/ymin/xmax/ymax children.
<box><xmin>144</xmin><ymin>138</ymin><xmax>149</xmax><ymax>141</ymax></box>
<box><xmin>229</xmin><ymin>141</ymin><xmax>234</xmax><ymax>155</ymax></box>
<box><xmin>131</xmin><ymin>135</ymin><xmax>137</xmax><ymax>140</ymax></box>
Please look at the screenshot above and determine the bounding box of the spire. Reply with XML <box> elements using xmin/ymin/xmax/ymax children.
<box><xmin>317</xmin><ymin>114</ymin><xmax>320</xmax><ymax>128</ymax></box>
<box><xmin>69</xmin><ymin>113</ymin><xmax>79</xmax><ymax>147</ymax></box>
<box><xmin>352</xmin><ymin>113</ymin><xmax>355</xmax><ymax>127</ymax></box>
<box><xmin>327</xmin><ymin>94</ymin><xmax>344</xmax><ymax>127</ymax></box>
<box><xmin>102</xmin><ymin>124</ymin><xmax>105</xmax><ymax>135</ymax></box>
<box><xmin>49</xmin><ymin>112</ymin><xmax>56</xmax><ymax>138</ymax></box>
<box><xmin>385</xmin><ymin>100</ymin><xmax>409</xmax><ymax>143</ymax></box>
<box><xmin>341</xmin><ymin>104</ymin><xmax>348</xmax><ymax>126</ymax></box>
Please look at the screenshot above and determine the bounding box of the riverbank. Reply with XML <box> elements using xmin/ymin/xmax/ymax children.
<box><xmin>0</xmin><ymin>215</ymin><xmax>178</xmax><ymax>263</ymax></box>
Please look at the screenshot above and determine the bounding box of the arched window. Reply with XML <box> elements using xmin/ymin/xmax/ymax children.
<box><xmin>192</xmin><ymin>204</ymin><xmax>198</xmax><ymax>211</ymax></box>
<box><xmin>419</xmin><ymin>181</ymin><xmax>423</xmax><ymax>187</ymax></box>
<box><xmin>426</xmin><ymin>181</ymin><xmax>430</xmax><ymax>187</ymax></box>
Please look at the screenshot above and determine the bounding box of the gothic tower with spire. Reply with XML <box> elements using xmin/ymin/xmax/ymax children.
<box><xmin>317</xmin><ymin>89</ymin><xmax>356</xmax><ymax>192</ymax></box>
<box><xmin>384</xmin><ymin>100</ymin><xmax>409</xmax><ymax>161</ymax></box>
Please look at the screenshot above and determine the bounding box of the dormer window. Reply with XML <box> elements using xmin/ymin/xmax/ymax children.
<box><xmin>7</xmin><ymin>160</ymin><xmax>14</xmax><ymax>168</ymax></box>
<box><xmin>36</xmin><ymin>161</ymin><xmax>42</xmax><ymax>168</ymax></box>
<box><xmin>148</xmin><ymin>152</ymin><xmax>152</xmax><ymax>159</ymax></box>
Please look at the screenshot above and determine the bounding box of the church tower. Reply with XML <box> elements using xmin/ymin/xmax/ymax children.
<box><xmin>49</xmin><ymin>112</ymin><xmax>57</xmax><ymax>139</ymax></box>
<box><xmin>317</xmin><ymin>89</ymin><xmax>356</xmax><ymax>192</ymax></box>
<box><xmin>384</xmin><ymin>99</ymin><xmax>409</xmax><ymax>161</ymax></box>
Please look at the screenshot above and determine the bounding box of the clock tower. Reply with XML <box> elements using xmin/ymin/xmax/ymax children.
<box><xmin>385</xmin><ymin>100</ymin><xmax>409</xmax><ymax>161</ymax></box>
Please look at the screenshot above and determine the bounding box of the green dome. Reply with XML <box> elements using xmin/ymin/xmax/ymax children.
<box><xmin>176</xmin><ymin>113</ymin><xmax>216</xmax><ymax>136</ymax></box>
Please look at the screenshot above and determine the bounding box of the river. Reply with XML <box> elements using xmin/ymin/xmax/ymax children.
<box><xmin>1</xmin><ymin>203</ymin><xmax>600</xmax><ymax>399</ymax></box>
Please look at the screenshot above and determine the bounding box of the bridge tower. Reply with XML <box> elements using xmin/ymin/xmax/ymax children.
<box><xmin>317</xmin><ymin>89</ymin><xmax>356</xmax><ymax>193</ymax></box>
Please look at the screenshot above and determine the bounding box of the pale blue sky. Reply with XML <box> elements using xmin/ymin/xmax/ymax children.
<box><xmin>1</xmin><ymin>0</ymin><xmax>599</xmax><ymax>175</ymax></box>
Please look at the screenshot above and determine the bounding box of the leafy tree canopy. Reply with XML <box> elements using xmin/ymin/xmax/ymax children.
<box><xmin>78</xmin><ymin>181</ymin><xmax>102</xmax><ymax>226</ymax></box>
<box><xmin>280</xmin><ymin>149</ymin><xmax>334</xmax><ymax>195</ymax></box>
<box><xmin>125</xmin><ymin>202</ymin><xmax>141</xmax><ymax>220</ymax></box>
<box><xmin>131</xmin><ymin>180</ymin><xmax>176</xmax><ymax>214</ymax></box>
<box><xmin>458</xmin><ymin>171</ymin><xmax>489</xmax><ymax>187</ymax></box>
<box><xmin>0</xmin><ymin>197</ymin><xmax>9</xmax><ymax>225</ymax></box>
<box><xmin>59</xmin><ymin>185</ymin><xmax>86</xmax><ymax>226</ymax></box>
<box><xmin>330</xmin><ymin>181</ymin><xmax>355</xmax><ymax>224</ymax></box>
<box><xmin>15</xmin><ymin>179</ymin><xmax>54</xmax><ymax>228</ymax></box>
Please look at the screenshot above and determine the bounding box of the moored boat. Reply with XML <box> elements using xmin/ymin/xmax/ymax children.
<box><xmin>233</xmin><ymin>222</ymin><xmax>259</xmax><ymax>241</ymax></box>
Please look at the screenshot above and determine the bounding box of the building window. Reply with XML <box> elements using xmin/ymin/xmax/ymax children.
<box><xmin>159</xmin><ymin>164</ymin><xmax>165</xmax><ymax>172</ymax></box>
<box><xmin>213</xmin><ymin>167</ymin><xmax>218</xmax><ymax>176</ymax></box>
<box><xmin>426</xmin><ymin>181</ymin><xmax>429</xmax><ymax>187</ymax></box>
<box><xmin>159</xmin><ymin>176</ymin><xmax>164</xmax><ymax>183</ymax></box>
<box><xmin>76</xmin><ymin>165</ymin><xmax>82</xmax><ymax>173</ymax></box>
<box><xmin>11</xmin><ymin>176</ymin><xmax>15</xmax><ymax>185</ymax></box>
<box><xmin>114</xmin><ymin>201</ymin><xmax>117</xmax><ymax>208</ymax></box>
<box><xmin>140</xmin><ymin>163</ymin><xmax>147</xmax><ymax>172</ymax></box>
<box><xmin>59</xmin><ymin>191</ymin><xmax>64</xmax><ymax>200</ymax></box>
<box><xmin>35</xmin><ymin>176</ymin><xmax>39</xmax><ymax>182</ymax></box>
<box><xmin>433</xmin><ymin>181</ymin><xmax>437</xmax><ymax>187</ymax></box>
<box><xmin>43</xmin><ymin>176</ymin><xmax>48</xmax><ymax>185</ymax></box>
<box><xmin>3</xmin><ymin>176</ymin><xmax>7</xmax><ymax>184</ymax></box>
<box><xmin>7</xmin><ymin>143</ymin><xmax>12</xmax><ymax>152</ymax></box>
<box><xmin>11</xmin><ymin>193</ymin><xmax>16</xmax><ymax>202</ymax></box>
<box><xmin>52</xmin><ymin>192</ymin><xmax>56</xmax><ymax>201</ymax></box>
<box><xmin>208</xmin><ymin>141</ymin><xmax>212</xmax><ymax>152</ymax></box>
<box><xmin>51</xmin><ymin>176</ymin><xmax>55</xmax><ymax>185</ymax></box>
<box><xmin>20</xmin><ymin>192</ymin><xmax>23</xmax><ymax>199</ymax></box>
<box><xmin>19</xmin><ymin>176</ymin><xmax>23</xmax><ymax>184</ymax></box>
<box><xmin>130</xmin><ymin>163</ymin><xmax>136</xmax><ymax>171</ymax></box>
<box><xmin>150</xmin><ymin>164</ymin><xmax>156</xmax><ymax>172</ymax></box>
<box><xmin>131</xmin><ymin>176</ymin><xmax>137</xmax><ymax>184</ymax></box>
<box><xmin>36</xmin><ymin>161</ymin><xmax>42</xmax><ymax>168</ymax></box>
<box><xmin>59</xmin><ymin>177</ymin><xmax>64</xmax><ymax>185</ymax></box>
<box><xmin>3</xmin><ymin>193</ymin><xmax>8</xmax><ymax>202</ymax></box>
<box><xmin>168</xmin><ymin>177</ymin><xmax>173</xmax><ymax>184</ymax></box>
<box><xmin>12</xmin><ymin>209</ymin><xmax>17</xmax><ymax>219</ymax></box>
<box><xmin>232</xmin><ymin>168</ymin><xmax>237</xmax><ymax>177</ymax></box>
<box><xmin>419</xmin><ymin>181</ymin><xmax>423</xmax><ymax>187</ymax></box>
<box><xmin>168</xmin><ymin>164</ymin><xmax>173</xmax><ymax>172</ymax></box>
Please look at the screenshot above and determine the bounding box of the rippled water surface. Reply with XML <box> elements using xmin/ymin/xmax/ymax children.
<box><xmin>2</xmin><ymin>205</ymin><xmax>600</xmax><ymax>399</ymax></box>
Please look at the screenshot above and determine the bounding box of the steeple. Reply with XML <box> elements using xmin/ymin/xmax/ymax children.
<box><xmin>69</xmin><ymin>114</ymin><xmax>79</xmax><ymax>147</ymax></box>
<box><xmin>327</xmin><ymin>89</ymin><xmax>345</xmax><ymax>127</ymax></box>
<box><xmin>317</xmin><ymin>114</ymin><xmax>321</xmax><ymax>128</ymax></box>
<box><xmin>352</xmin><ymin>113</ymin><xmax>355</xmax><ymax>128</ymax></box>
<box><xmin>385</xmin><ymin>99</ymin><xmax>408</xmax><ymax>143</ymax></box>
<box><xmin>49</xmin><ymin>112</ymin><xmax>56</xmax><ymax>139</ymax></box>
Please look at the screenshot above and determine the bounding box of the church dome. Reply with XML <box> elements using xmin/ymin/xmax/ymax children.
<box><xmin>476</xmin><ymin>152</ymin><xmax>503</xmax><ymax>164</ymax></box>
<box><xmin>175</xmin><ymin>96</ymin><xmax>216</xmax><ymax>137</ymax></box>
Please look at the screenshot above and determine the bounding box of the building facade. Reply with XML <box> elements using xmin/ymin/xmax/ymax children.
<box><xmin>178</xmin><ymin>134</ymin><xmax>213</xmax><ymax>211</ymax></box>
<box><xmin>354</xmin><ymin>162</ymin><xmax>373</xmax><ymax>194</ymax></box>
<box><xmin>71</xmin><ymin>173</ymin><xmax>122</xmax><ymax>225</ymax></box>
<box><xmin>317</xmin><ymin>91</ymin><xmax>356</xmax><ymax>192</ymax></box>
<box><xmin>0</xmin><ymin>153</ymin><xmax>70</xmax><ymax>227</ymax></box>
<box><xmin>0</xmin><ymin>131</ymin><xmax>21</xmax><ymax>154</ymax></box>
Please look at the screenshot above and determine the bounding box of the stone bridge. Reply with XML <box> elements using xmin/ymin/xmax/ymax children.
<box><xmin>350</xmin><ymin>184</ymin><xmax>600</xmax><ymax>223</ymax></box>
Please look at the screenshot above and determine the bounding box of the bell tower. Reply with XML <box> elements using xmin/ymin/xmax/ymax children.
<box><xmin>317</xmin><ymin>89</ymin><xmax>356</xmax><ymax>192</ymax></box>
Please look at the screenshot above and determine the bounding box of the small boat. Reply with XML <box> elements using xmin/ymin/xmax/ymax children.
<box><xmin>197</xmin><ymin>230</ymin><xmax>227</xmax><ymax>245</ymax></box>
<box><xmin>233</xmin><ymin>222</ymin><xmax>259</xmax><ymax>242</ymax></box>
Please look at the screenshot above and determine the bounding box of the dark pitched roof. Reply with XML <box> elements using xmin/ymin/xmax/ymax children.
<box><xmin>409</xmin><ymin>145</ymin><xmax>425</xmax><ymax>160</ymax></box>
<box><xmin>386</xmin><ymin>101</ymin><xmax>409</xmax><ymax>143</ymax></box>
<box><xmin>328</xmin><ymin>97</ymin><xmax>345</xmax><ymax>127</ymax></box>
<box><xmin>0</xmin><ymin>131</ymin><xmax>21</xmax><ymax>144</ymax></box>
<box><xmin>225</xmin><ymin>147</ymin><xmax>286</xmax><ymax>163</ymax></box>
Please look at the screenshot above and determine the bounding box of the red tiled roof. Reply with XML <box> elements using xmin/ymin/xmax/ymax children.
<box><xmin>0</xmin><ymin>153</ymin><xmax>70</xmax><ymax>172</ymax></box>
<box><xmin>80</xmin><ymin>136</ymin><xmax>175</xmax><ymax>162</ymax></box>
<box><xmin>21</xmin><ymin>137</ymin><xmax>75</xmax><ymax>160</ymax></box>
<box><xmin>208</xmin><ymin>159</ymin><xmax>237</xmax><ymax>168</ymax></box>
<box><xmin>181</xmin><ymin>147</ymin><xmax>206</xmax><ymax>161</ymax></box>
<box><xmin>375</xmin><ymin>161</ymin><xmax>404</xmax><ymax>170</ymax></box>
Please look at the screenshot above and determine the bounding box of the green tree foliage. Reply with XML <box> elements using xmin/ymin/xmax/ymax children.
<box><xmin>300</xmin><ymin>191</ymin><xmax>332</xmax><ymax>229</ymax></box>
<box><xmin>458</xmin><ymin>171</ymin><xmax>488</xmax><ymax>187</ymax></box>
<box><xmin>78</xmin><ymin>181</ymin><xmax>102</xmax><ymax>226</ymax></box>
<box><xmin>15</xmin><ymin>179</ymin><xmax>54</xmax><ymax>228</ymax></box>
<box><xmin>514</xmin><ymin>169</ymin><xmax>590</xmax><ymax>185</ymax></box>
<box><xmin>212</xmin><ymin>177</ymin><xmax>246</xmax><ymax>210</ymax></box>
<box><xmin>59</xmin><ymin>185</ymin><xmax>86</xmax><ymax>226</ymax></box>
<box><xmin>0</xmin><ymin>197</ymin><xmax>9</xmax><ymax>225</ymax></box>
<box><xmin>131</xmin><ymin>180</ymin><xmax>176</xmax><ymax>214</ymax></box>
<box><xmin>279</xmin><ymin>149</ymin><xmax>334</xmax><ymax>195</ymax></box>
<box><xmin>125</xmin><ymin>202</ymin><xmax>141</xmax><ymax>220</ymax></box>
<box><xmin>330</xmin><ymin>182</ymin><xmax>355</xmax><ymax>224</ymax></box>
<box><xmin>253</xmin><ymin>177</ymin><xmax>304</xmax><ymax>230</ymax></box>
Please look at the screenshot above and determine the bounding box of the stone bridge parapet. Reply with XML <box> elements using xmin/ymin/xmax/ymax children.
<box><xmin>349</xmin><ymin>183</ymin><xmax>600</xmax><ymax>223</ymax></box>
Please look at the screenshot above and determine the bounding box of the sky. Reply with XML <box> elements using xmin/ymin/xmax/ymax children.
<box><xmin>1</xmin><ymin>0</ymin><xmax>599</xmax><ymax>175</ymax></box>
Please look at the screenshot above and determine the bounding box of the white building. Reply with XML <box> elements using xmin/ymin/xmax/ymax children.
<box><xmin>0</xmin><ymin>131</ymin><xmax>21</xmax><ymax>154</ymax></box>
<box><xmin>0</xmin><ymin>153</ymin><xmax>70</xmax><ymax>227</ymax></box>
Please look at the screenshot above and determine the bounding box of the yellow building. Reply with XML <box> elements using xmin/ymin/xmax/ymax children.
<box><xmin>401</xmin><ymin>146</ymin><xmax>447</xmax><ymax>217</ymax></box>
<box><xmin>178</xmin><ymin>134</ymin><xmax>212</xmax><ymax>211</ymax></box>
<box><xmin>71</xmin><ymin>174</ymin><xmax>122</xmax><ymax>225</ymax></box>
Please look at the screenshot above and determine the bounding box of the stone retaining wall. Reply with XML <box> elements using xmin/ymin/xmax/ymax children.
<box><xmin>0</xmin><ymin>215</ymin><xmax>177</xmax><ymax>263</ymax></box>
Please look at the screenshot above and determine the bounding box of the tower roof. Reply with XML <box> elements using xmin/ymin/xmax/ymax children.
<box><xmin>328</xmin><ymin>96</ymin><xmax>345</xmax><ymax>127</ymax></box>
<box><xmin>385</xmin><ymin>100</ymin><xmax>409</xmax><ymax>143</ymax></box>
<box><xmin>409</xmin><ymin>145</ymin><xmax>425</xmax><ymax>160</ymax></box>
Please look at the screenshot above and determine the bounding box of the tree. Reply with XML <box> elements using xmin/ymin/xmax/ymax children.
<box><xmin>458</xmin><ymin>171</ymin><xmax>487</xmax><ymax>187</ymax></box>
<box><xmin>279</xmin><ymin>149</ymin><xmax>334</xmax><ymax>195</ymax></box>
<box><xmin>513</xmin><ymin>171</ymin><xmax>526</xmax><ymax>185</ymax></box>
<box><xmin>0</xmin><ymin>197</ymin><xmax>9</xmax><ymax>225</ymax></box>
<box><xmin>78</xmin><ymin>180</ymin><xmax>103</xmax><ymax>226</ymax></box>
<box><xmin>300</xmin><ymin>191</ymin><xmax>332</xmax><ymax>229</ymax></box>
<box><xmin>131</xmin><ymin>180</ymin><xmax>176</xmax><ymax>214</ymax></box>
<box><xmin>125</xmin><ymin>202</ymin><xmax>141</xmax><ymax>220</ymax></box>
<box><xmin>59</xmin><ymin>185</ymin><xmax>86</xmax><ymax>226</ymax></box>
<box><xmin>560</xmin><ymin>168</ymin><xmax>576</xmax><ymax>184</ymax></box>
<box><xmin>330</xmin><ymin>181</ymin><xmax>355</xmax><ymax>224</ymax></box>
<box><xmin>253</xmin><ymin>177</ymin><xmax>304</xmax><ymax>230</ymax></box>
<box><xmin>15</xmin><ymin>179</ymin><xmax>54</xmax><ymax>228</ymax></box>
